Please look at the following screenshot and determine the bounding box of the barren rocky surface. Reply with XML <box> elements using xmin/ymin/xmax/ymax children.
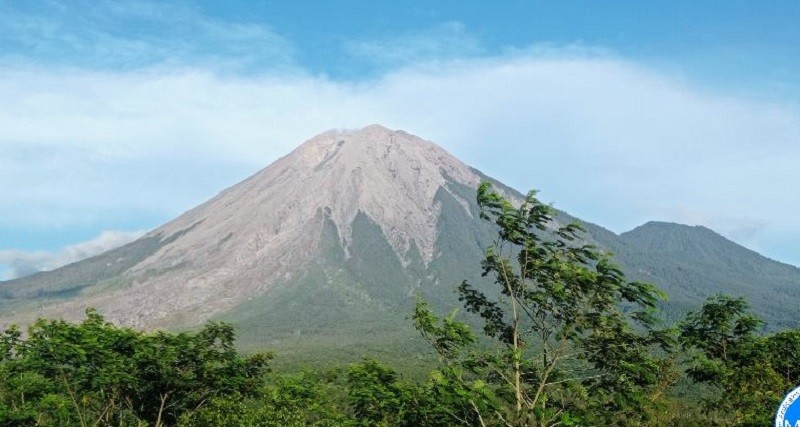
<box><xmin>6</xmin><ymin>125</ymin><xmax>483</xmax><ymax>328</ymax></box>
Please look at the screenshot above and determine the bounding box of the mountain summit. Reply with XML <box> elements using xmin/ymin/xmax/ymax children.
<box><xmin>1</xmin><ymin>126</ymin><xmax>797</xmax><ymax>359</ymax></box>
<box><xmin>0</xmin><ymin>125</ymin><xmax>494</xmax><ymax>331</ymax></box>
<box><xmin>126</xmin><ymin>124</ymin><xmax>486</xmax><ymax>327</ymax></box>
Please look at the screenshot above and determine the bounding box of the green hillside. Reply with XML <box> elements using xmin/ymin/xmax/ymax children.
<box><xmin>613</xmin><ymin>221</ymin><xmax>799</xmax><ymax>329</ymax></box>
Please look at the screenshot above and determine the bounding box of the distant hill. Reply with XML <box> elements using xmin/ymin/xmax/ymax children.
<box><xmin>1</xmin><ymin>125</ymin><xmax>797</xmax><ymax>363</ymax></box>
<box><xmin>614</xmin><ymin>221</ymin><xmax>800</xmax><ymax>329</ymax></box>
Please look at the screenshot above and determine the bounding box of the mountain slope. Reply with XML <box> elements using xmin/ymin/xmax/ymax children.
<box><xmin>1</xmin><ymin>125</ymin><xmax>797</xmax><ymax>360</ymax></box>
<box><xmin>615</xmin><ymin>222</ymin><xmax>800</xmax><ymax>329</ymax></box>
<box><xmin>0</xmin><ymin>125</ymin><xmax>500</xmax><ymax>331</ymax></box>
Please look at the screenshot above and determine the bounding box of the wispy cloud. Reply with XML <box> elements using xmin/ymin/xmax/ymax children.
<box><xmin>344</xmin><ymin>22</ymin><xmax>485</xmax><ymax>66</ymax></box>
<box><xmin>0</xmin><ymin>230</ymin><xmax>145</xmax><ymax>279</ymax></box>
<box><xmin>0</xmin><ymin>1</ymin><xmax>295</xmax><ymax>71</ymax></box>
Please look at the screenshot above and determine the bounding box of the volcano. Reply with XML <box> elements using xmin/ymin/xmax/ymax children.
<box><xmin>2</xmin><ymin>125</ymin><xmax>798</xmax><ymax>361</ymax></box>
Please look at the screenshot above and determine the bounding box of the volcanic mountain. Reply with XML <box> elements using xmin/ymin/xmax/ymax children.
<box><xmin>1</xmin><ymin>125</ymin><xmax>798</xmax><ymax>361</ymax></box>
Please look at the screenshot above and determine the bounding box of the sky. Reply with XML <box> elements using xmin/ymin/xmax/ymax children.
<box><xmin>0</xmin><ymin>0</ymin><xmax>799</xmax><ymax>279</ymax></box>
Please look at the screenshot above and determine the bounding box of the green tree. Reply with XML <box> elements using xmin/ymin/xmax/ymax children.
<box><xmin>181</xmin><ymin>369</ymin><xmax>354</xmax><ymax>427</ymax></box>
<box><xmin>345</xmin><ymin>358</ymin><xmax>455</xmax><ymax>427</ymax></box>
<box><xmin>413</xmin><ymin>182</ymin><xmax>675</xmax><ymax>426</ymax></box>
<box><xmin>0</xmin><ymin>309</ymin><xmax>271</xmax><ymax>426</ymax></box>
<box><xmin>679</xmin><ymin>295</ymin><xmax>800</xmax><ymax>426</ymax></box>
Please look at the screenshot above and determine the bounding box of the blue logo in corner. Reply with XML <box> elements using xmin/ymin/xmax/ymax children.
<box><xmin>777</xmin><ymin>386</ymin><xmax>800</xmax><ymax>427</ymax></box>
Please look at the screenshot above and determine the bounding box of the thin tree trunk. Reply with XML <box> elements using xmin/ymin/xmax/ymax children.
<box><xmin>154</xmin><ymin>393</ymin><xmax>169</xmax><ymax>427</ymax></box>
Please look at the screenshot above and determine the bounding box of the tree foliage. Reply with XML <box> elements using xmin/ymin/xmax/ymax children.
<box><xmin>413</xmin><ymin>182</ymin><xmax>676</xmax><ymax>426</ymax></box>
<box><xmin>679</xmin><ymin>295</ymin><xmax>800</xmax><ymax>426</ymax></box>
<box><xmin>0</xmin><ymin>310</ymin><xmax>270</xmax><ymax>426</ymax></box>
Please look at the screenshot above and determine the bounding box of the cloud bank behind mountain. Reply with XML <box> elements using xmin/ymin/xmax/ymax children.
<box><xmin>0</xmin><ymin>230</ymin><xmax>145</xmax><ymax>279</ymax></box>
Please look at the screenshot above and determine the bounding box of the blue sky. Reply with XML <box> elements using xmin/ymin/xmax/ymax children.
<box><xmin>1</xmin><ymin>0</ymin><xmax>799</xmax><ymax>278</ymax></box>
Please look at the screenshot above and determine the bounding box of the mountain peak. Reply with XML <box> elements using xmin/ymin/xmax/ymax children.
<box><xmin>629</xmin><ymin>221</ymin><xmax>715</xmax><ymax>234</ymax></box>
<box><xmin>7</xmin><ymin>126</ymin><xmax>482</xmax><ymax>328</ymax></box>
<box><xmin>623</xmin><ymin>221</ymin><xmax>723</xmax><ymax>242</ymax></box>
<box><xmin>303</xmin><ymin>124</ymin><xmax>393</xmax><ymax>143</ymax></box>
<box><xmin>359</xmin><ymin>123</ymin><xmax>394</xmax><ymax>134</ymax></box>
<box><xmin>620</xmin><ymin>219</ymin><xmax>773</xmax><ymax>269</ymax></box>
<box><xmin>292</xmin><ymin>125</ymin><xmax>440</xmax><ymax>168</ymax></box>
<box><xmin>271</xmin><ymin>125</ymin><xmax>479</xmax><ymax>259</ymax></box>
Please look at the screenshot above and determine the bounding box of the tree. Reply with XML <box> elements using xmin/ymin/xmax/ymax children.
<box><xmin>181</xmin><ymin>369</ymin><xmax>354</xmax><ymax>427</ymax></box>
<box><xmin>0</xmin><ymin>309</ymin><xmax>271</xmax><ymax>426</ymax></box>
<box><xmin>679</xmin><ymin>295</ymin><xmax>800</xmax><ymax>426</ymax></box>
<box><xmin>413</xmin><ymin>182</ymin><xmax>675</xmax><ymax>426</ymax></box>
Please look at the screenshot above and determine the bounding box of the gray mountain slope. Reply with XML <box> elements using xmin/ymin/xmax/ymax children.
<box><xmin>0</xmin><ymin>125</ymin><xmax>797</xmax><ymax>364</ymax></box>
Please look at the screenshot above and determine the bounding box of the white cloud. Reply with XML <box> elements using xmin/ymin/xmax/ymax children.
<box><xmin>1</xmin><ymin>51</ymin><xmax>798</xmax><ymax>266</ymax></box>
<box><xmin>344</xmin><ymin>22</ymin><xmax>484</xmax><ymax>65</ymax></box>
<box><xmin>0</xmin><ymin>230</ymin><xmax>146</xmax><ymax>279</ymax></box>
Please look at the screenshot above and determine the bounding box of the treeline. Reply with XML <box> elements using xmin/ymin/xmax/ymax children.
<box><xmin>0</xmin><ymin>302</ymin><xmax>796</xmax><ymax>426</ymax></box>
<box><xmin>1</xmin><ymin>183</ymin><xmax>798</xmax><ymax>426</ymax></box>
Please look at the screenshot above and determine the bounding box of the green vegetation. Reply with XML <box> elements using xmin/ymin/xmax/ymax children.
<box><xmin>0</xmin><ymin>309</ymin><xmax>269</xmax><ymax>426</ymax></box>
<box><xmin>678</xmin><ymin>295</ymin><xmax>800</xmax><ymax>426</ymax></box>
<box><xmin>613</xmin><ymin>221</ymin><xmax>800</xmax><ymax>330</ymax></box>
<box><xmin>410</xmin><ymin>182</ymin><xmax>675</xmax><ymax>426</ymax></box>
<box><xmin>1</xmin><ymin>183</ymin><xmax>797</xmax><ymax>426</ymax></box>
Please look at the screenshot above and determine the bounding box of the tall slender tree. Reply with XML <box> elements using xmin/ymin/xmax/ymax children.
<box><xmin>414</xmin><ymin>182</ymin><xmax>675</xmax><ymax>426</ymax></box>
